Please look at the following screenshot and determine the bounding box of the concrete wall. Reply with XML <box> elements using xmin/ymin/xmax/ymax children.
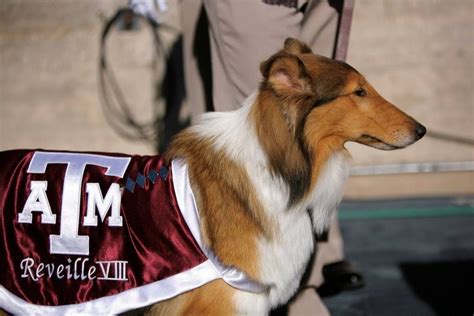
<box><xmin>1</xmin><ymin>0</ymin><xmax>473</xmax><ymax>198</ymax></box>
<box><xmin>0</xmin><ymin>0</ymin><xmax>178</xmax><ymax>154</ymax></box>
<box><xmin>345</xmin><ymin>0</ymin><xmax>473</xmax><ymax>198</ymax></box>
<box><xmin>348</xmin><ymin>0</ymin><xmax>473</xmax><ymax>165</ymax></box>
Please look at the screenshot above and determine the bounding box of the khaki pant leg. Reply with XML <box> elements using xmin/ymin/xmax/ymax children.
<box><xmin>301</xmin><ymin>0</ymin><xmax>340</xmax><ymax>58</ymax></box>
<box><xmin>202</xmin><ymin>0</ymin><xmax>303</xmax><ymax>111</ymax></box>
<box><xmin>288</xmin><ymin>287</ymin><xmax>331</xmax><ymax>316</ymax></box>
<box><xmin>184</xmin><ymin>0</ymin><xmax>340</xmax><ymax>114</ymax></box>
<box><xmin>181</xmin><ymin>0</ymin><xmax>208</xmax><ymax>119</ymax></box>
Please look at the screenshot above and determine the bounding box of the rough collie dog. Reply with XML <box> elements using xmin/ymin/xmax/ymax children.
<box><xmin>149</xmin><ymin>38</ymin><xmax>426</xmax><ymax>314</ymax></box>
<box><xmin>0</xmin><ymin>38</ymin><xmax>425</xmax><ymax>315</ymax></box>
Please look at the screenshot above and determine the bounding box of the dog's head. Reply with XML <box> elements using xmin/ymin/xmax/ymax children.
<box><xmin>255</xmin><ymin>38</ymin><xmax>426</xmax><ymax>202</ymax></box>
<box><xmin>259</xmin><ymin>38</ymin><xmax>426</xmax><ymax>151</ymax></box>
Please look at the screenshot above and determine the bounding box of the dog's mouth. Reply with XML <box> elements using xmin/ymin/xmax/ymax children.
<box><xmin>356</xmin><ymin>135</ymin><xmax>404</xmax><ymax>150</ymax></box>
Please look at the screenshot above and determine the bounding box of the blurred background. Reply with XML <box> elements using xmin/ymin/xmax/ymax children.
<box><xmin>1</xmin><ymin>0</ymin><xmax>473</xmax><ymax>315</ymax></box>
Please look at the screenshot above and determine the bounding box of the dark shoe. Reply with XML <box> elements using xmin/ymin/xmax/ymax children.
<box><xmin>317</xmin><ymin>260</ymin><xmax>365</xmax><ymax>297</ymax></box>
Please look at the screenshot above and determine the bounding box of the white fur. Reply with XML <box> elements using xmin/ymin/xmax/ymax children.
<box><xmin>307</xmin><ymin>152</ymin><xmax>350</xmax><ymax>235</ymax></box>
<box><xmin>192</xmin><ymin>93</ymin><xmax>350</xmax><ymax>314</ymax></box>
<box><xmin>253</xmin><ymin>153</ymin><xmax>350</xmax><ymax>310</ymax></box>
<box><xmin>190</xmin><ymin>93</ymin><xmax>266</xmax><ymax>168</ymax></box>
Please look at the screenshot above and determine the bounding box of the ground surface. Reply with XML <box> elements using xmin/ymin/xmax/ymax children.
<box><xmin>322</xmin><ymin>196</ymin><xmax>474</xmax><ymax>316</ymax></box>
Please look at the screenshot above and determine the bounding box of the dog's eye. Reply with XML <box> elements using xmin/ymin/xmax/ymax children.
<box><xmin>355</xmin><ymin>88</ymin><xmax>366</xmax><ymax>97</ymax></box>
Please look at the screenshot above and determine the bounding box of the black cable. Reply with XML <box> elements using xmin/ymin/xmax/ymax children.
<box><xmin>98</xmin><ymin>8</ymin><xmax>170</xmax><ymax>142</ymax></box>
<box><xmin>426</xmin><ymin>130</ymin><xmax>474</xmax><ymax>146</ymax></box>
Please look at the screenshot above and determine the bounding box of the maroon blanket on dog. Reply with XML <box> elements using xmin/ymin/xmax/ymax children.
<box><xmin>0</xmin><ymin>150</ymin><xmax>220</xmax><ymax>314</ymax></box>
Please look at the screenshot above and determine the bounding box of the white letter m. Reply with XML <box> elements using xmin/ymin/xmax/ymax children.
<box><xmin>83</xmin><ymin>183</ymin><xmax>123</xmax><ymax>227</ymax></box>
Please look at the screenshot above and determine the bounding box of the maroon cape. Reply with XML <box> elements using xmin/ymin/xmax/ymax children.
<box><xmin>0</xmin><ymin>150</ymin><xmax>208</xmax><ymax>313</ymax></box>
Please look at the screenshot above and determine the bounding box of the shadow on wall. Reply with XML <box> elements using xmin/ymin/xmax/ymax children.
<box><xmin>399</xmin><ymin>260</ymin><xmax>474</xmax><ymax>315</ymax></box>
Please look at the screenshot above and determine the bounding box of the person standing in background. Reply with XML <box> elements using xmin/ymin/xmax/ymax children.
<box><xmin>181</xmin><ymin>1</ymin><xmax>363</xmax><ymax>314</ymax></box>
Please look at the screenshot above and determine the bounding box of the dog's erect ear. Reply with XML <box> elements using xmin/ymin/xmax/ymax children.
<box><xmin>260</xmin><ymin>52</ymin><xmax>313</xmax><ymax>96</ymax></box>
<box><xmin>284</xmin><ymin>38</ymin><xmax>312</xmax><ymax>55</ymax></box>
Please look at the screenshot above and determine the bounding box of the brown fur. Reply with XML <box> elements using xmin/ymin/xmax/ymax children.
<box><xmin>165</xmin><ymin>132</ymin><xmax>272</xmax><ymax>278</ymax></box>
<box><xmin>251</xmin><ymin>91</ymin><xmax>313</xmax><ymax>204</ymax></box>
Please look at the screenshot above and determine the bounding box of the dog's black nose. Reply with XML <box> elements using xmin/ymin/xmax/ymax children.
<box><xmin>415</xmin><ymin>123</ymin><xmax>427</xmax><ymax>139</ymax></box>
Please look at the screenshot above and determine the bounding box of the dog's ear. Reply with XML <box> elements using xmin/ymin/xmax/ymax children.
<box><xmin>283</xmin><ymin>38</ymin><xmax>312</xmax><ymax>55</ymax></box>
<box><xmin>260</xmin><ymin>52</ymin><xmax>313</xmax><ymax>96</ymax></box>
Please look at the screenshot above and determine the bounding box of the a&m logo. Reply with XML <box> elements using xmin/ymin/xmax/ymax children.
<box><xmin>17</xmin><ymin>152</ymin><xmax>131</xmax><ymax>256</ymax></box>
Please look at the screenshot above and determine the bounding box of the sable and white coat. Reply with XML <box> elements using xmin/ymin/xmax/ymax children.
<box><xmin>154</xmin><ymin>38</ymin><xmax>425</xmax><ymax>315</ymax></box>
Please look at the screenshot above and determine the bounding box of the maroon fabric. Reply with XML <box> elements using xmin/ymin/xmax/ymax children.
<box><xmin>0</xmin><ymin>149</ymin><xmax>206</xmax><ymax>306</ymax></box>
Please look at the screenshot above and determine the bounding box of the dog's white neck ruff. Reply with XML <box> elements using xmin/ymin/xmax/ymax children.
<box><xmin>305</xmin><ymin>151</ymin><xmax>350</xmax><ymax>234</ymax></box>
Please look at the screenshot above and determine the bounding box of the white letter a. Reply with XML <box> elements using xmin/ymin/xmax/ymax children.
<box><xmin>18</xmin><ymin>181</ymin><xmax>56</xmax><ymax>224</ymax></box>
